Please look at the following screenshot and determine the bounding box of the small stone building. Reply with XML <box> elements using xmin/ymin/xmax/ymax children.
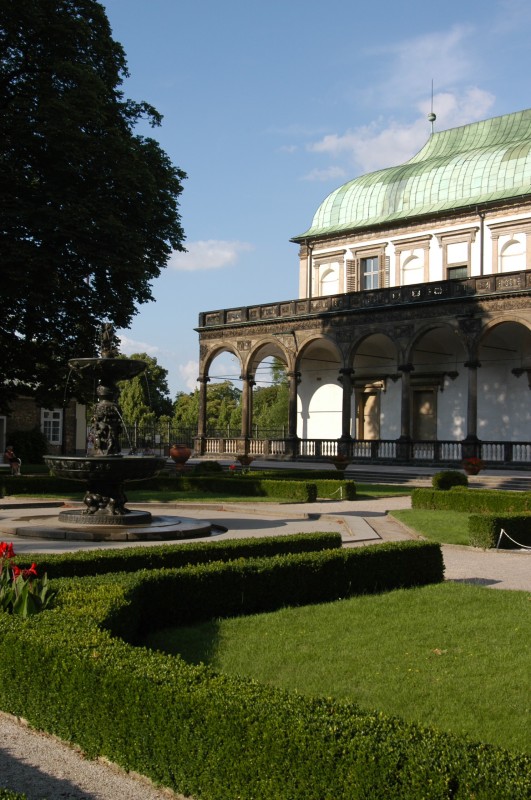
<box><xmin>1</xmin><ymin>397</ymin><xmax>87</xmax><ymax>459</ymax></box>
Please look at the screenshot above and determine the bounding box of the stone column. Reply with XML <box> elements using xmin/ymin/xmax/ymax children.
<box><xmin>396</xmin><ymin>364</ymin><xmax>414</xmax><ymax>462</ymax></box>
<box><xmin>464</xmin><ymin>360</ymin><xmax>481</xmax><ymax>441</ymax></box>
<box><xmin>287</xmin><ymin>371</ymin><xmax>301</xmax><ymax>439</ymax></box>
<box><xmin>398</xmin><ymin>364</ymin><xmax>414</xmax><ymax>440</ymax></box>
<box><xmin>240</xmin><ymin>374</ymin><xmax>255</xmax><ymax>439</ymax></box>
<box><xmin>195</xmin><ymin>375</ymin><xmax>210</xmax><ymax>456</ymax></box>
<box><xmin>338</xmin><ymin>368</ymin><xmax>355</xmax><ymax>442</ymax></box>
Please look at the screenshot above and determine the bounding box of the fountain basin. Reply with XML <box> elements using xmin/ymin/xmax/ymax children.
<box><xmin>44</xmin><ymin>454</ymin><xmax>167</xmax><ymax>483</ymax></box>
<box><xmin>44</xmin><ymin>454</ymin><xmax>167</xmax><ymax>525</ymax></box>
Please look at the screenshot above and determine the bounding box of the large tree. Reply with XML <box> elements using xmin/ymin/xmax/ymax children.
<box><xmin>0</xmin><ymin>0</ymin><xmax>186</xmax><ymax>410</ymax></box>
<box><xmin>117</xmin><ymin>353</ymin><xmax>173</xmax><ymax>427</ymax></box>
<box><xmin>173</xmin><ymin>382</ymin><xmax>242</xmax><ymax>433</ymax></box>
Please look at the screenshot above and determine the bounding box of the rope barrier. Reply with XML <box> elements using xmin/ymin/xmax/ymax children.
<box><xmin>496</xmin><ymin>528</ymin><xmax>531</xmax><ymax>550</ymax></box>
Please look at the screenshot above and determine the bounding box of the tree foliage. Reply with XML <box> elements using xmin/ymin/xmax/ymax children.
<box><xmin>173</xmin><ymin>381</ymin><xmax>241</xmax><ymax>432</ymax></box>
<box><xmin>0</xmin><ymin>0</ymin><xmax>186</xmax><ymax>411</ymax></box>
<box><xmin>117</xmin><ymin>354</ymin><xmax>173</xmax><ymax>427</ymax></box>
<box><xmin>172</xmin><ymin>367</ymin><xmax>288</xmax><ymax>435</ymax></box>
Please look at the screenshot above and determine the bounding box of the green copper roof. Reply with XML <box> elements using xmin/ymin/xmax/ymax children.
<box><xmin>294</xmin><ymin>109</ymin><xmax>531</xmax><ymax>241</ymax></box>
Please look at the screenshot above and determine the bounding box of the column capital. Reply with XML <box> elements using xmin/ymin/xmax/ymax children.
<box><xmin>464</xmin><ymin>360</ymin><xmax>481</xmax><ymax>370</ymax></box>
<box><xmin>398</xmin><ymin>363</ymin><xmax>414</xmax><ymax>373</ymax></box>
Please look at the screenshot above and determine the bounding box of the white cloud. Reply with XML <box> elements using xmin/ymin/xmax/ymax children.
<box><xmin>307</xmin><ymin>88</ymin><xmax>496</xmax><ymax>174</ymax></box>
<box><xmin>302</xmin><ymin>165</ymin><xmax>347</xmax><ymax>182</ymax></box>
<box><xmin>118</xmin><ymin>334</ymin><xmax>160</xmax><ymax>357</ymax></box>
<box><xmin>179</xmin><ymin>360</ymin><xmax>199</xmax><ymax>391</ymax></box>
<box><xmin>366</xmin><ymin>25</ymin><xmax>475</xmax><ymax>109</ymax></box>
<box><xmin>168</xmin><ymin>240</ymin><xmax>254</xmax><ymax>272</ymax></box>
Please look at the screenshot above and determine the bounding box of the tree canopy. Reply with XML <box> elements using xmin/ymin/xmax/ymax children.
<box><xmin>0</xmin><ymin>0</ymin><xmax>186</xmax><ymax>410</ymax></box>
<box><xmin>117</xmin><ymin>353</ymin><xmax>173</xmax><ymax>427</ymax></box>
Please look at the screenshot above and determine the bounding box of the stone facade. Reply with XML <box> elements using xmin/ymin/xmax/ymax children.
<box><xmin>195</xmin><ymin>110</ymin><xmax>531</xmax><ymax>463</ymax></box>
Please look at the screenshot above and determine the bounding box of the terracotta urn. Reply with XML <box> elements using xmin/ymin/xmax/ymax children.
<box><xmin>331</xmin><ymin>454</ymin><xmax>349</xmax><ymax>471</ymax></box>
<box><xmin>463</xmin><ymin>466</ymin><xmax>480</xmax><ymax>476</ymax></box>
<box><xmin>236</xmin><ymin>454</ymin><xmax>254</xmax><ymax>468</ymax></box>
<box><xmin>462</xmin><ymin>459</ymin><xmax>483</xmax><ymax>476</ymax></box>
<box><xmin>169</xmin><ymin>444</ymin><xmax>192</xmax><ymax>471</ymax></box>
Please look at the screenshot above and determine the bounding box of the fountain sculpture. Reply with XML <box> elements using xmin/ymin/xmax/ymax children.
<box><xmin>32</xmin><ymin>325</ymin><xmax>216</xmax><ymax>541</ymax></box>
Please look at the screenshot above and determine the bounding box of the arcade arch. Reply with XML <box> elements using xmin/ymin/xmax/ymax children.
<box><xmin>352</xmin><ymin>334</ymin><xmax>399</xmax><ymax>440</ymax></box>
<box><xmin>478</xmin><ymin>321</ymin><xmax>531</xmax><ymax>440</ymax></box>
<box><xmin>409</xmin><ymin>325</ymin><xmax>467</xmax><ymax>441</ymax></box>
<box><xmin>297</xmin><ymin>338</ymin><xmax>342</xmax><ymax>439</ymax></box>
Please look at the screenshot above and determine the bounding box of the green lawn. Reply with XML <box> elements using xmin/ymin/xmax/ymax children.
<box><xmin>390</xmin><ymin>509</ymin><xmax>470</xmax><ymax>545</ymax></box>
<box><xmin>145</xmin><ymin>582</ymin><xmax>530</xmax><ymax>755</ymax></box>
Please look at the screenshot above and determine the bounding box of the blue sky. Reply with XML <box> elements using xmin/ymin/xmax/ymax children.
<box><xmin>101</xmin><ymin>0</ymin><xmax>531</xmax><ymax>397</ymax></box>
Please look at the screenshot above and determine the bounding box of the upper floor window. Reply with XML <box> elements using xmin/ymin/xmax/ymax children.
<box><xmin>500</xmin><ymin>239</ymin><xmax>525</xmax><ymax>273</ymax></box>
<box><xmin>319</xmin><ymin>266</ymin><xmax>339</xmax><ymax>296</ymax></box>
<box><xmin>41</xmin><ymin>409</ymin><xmax>62</xmax><ymax>445</ymax></box>
<box><xmin>361</xmin><ymin>256</ymin><xmax>379</xmax><ymax>290</ymax></box>
<box><xmin>401</xmin><ymin>254</ymin><xmax>424</xmax><ymax>285</ymax></box>
<box><xmin>346</xmin><ymin>245</ymin><xmax>389</xmax><ymax>292</ymax></box>
<box><xmin>447</xmin><ymin>265</ymin><xmax>468</xmax><ymax>280</ymax></box>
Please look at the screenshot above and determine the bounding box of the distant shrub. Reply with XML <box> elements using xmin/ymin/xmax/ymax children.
<box><xmin>9</xmin><ymin>427</ymin><xmax>49</xmax><ymax>464</ymax></box>
<box><xmin>431</xmin><ymin>470</ymin><xmax>468</xmax><ymax>490</ymax></box>
<box><xmin>192</xmin><ymin>460</ymin><xmax>224</xmax><ymax>474</ymax></box>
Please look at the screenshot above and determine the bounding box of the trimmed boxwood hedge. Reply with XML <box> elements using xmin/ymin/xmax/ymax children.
<box><xmin>1</xmin><ymin>474</ymin><xmax>358</xmax><ymax>502</ymax></box>
<box><xmin>469</xmin><ymin>513</ymin><xmax>531</xmax><ymax>549</ymax></box>
<box><xmin>412</xmin><ymin>487</ymin><xmax>531</xmax><ymax>513</ymax></box>
<box><xmin>15</xmin><ymin>532</ymin><xmax>343</xmax><ymax>578</ymax></box>
<box><xmin>0</xmin><ymin>540</ymin><xmax>529</xmax><ymax>799</ymax></box>
<box><xmin>1</xmin><ymin>475</ymin><xmax>321</xmax><ymax>502</ymax></box>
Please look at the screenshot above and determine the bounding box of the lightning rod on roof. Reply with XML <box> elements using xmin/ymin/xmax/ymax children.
<box><xmin>428</xmin><ymin>79</ymin><xmax>436</xmax><ymax>134</ymax></box>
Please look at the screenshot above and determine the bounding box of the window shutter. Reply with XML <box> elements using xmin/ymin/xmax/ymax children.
<box><xmin>346</xmin><ymin>259</ymin><xmax>358</xmax><ymax>292</ymax></box>
<box><xmin>378</xmin><ymin>255</ymin><xmax>390</xmax><ymax>288</ymax></box>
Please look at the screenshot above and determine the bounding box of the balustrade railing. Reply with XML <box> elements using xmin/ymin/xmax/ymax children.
<box><xmin>192</xmin><ymin>437</ymin><xmax>531</xmax><ymax>467</ymax></box>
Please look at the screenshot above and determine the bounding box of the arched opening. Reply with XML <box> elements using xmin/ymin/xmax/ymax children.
<box><xmin>298</xmin><ymin>339</ymin><xmax>342</xmax><ymax>440</ymax></box>
<box><xmin>401</xmin><ymin>254</ymin><xmax>423</xmax><ymax>286</ymax></box>
<box><xmin>500</xmin><ymin>238</ymin><xmax>525</xmax><ymax>273</ymax></box>
<box><xmin>410</xmin><ymin>326</ymin><xmax>466</xmax><ymax>441</ymax></box>
<box><xmin>353</xmin><ymin>334</ymin><xmax>399</xmax><ymax>440</ymax></box>
<box><xmin>247</xmin><ymin>345</ymin><xmax>290</xmax><ymax>439</ymax></box>
<box><xmin>478</xmin><ymin>321</ymin><xmax>531</xmax><ymax>440</ymax></box>
<box><xmin>320</xmin><ymin>266</ymin><xmax>339</xmax><ymax>296</ymax></box>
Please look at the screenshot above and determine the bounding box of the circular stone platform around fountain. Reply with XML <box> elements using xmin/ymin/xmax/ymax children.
<box><xmin>15</xmin><ymin>514</ymin><xmax>224</xmax><ymax>541</ymax></box>
<box><xmin>58</xmin><ymin>508</ymin><xmax>154</xmax><ymax>525</ymax></box>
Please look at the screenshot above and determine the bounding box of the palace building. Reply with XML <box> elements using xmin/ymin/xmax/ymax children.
<box><xmin>195</xmin><ymin>108</ymin><xmax>531</xmax><ymax>467</ymax></box>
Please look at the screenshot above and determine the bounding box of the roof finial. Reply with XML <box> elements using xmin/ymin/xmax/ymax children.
<box><xmin>428</xmin><ymin>79</ymin><xmax>436</xmax><ymax>134</ymax></box>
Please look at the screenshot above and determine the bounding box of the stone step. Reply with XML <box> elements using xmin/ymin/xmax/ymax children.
<box><xmin>343</xmin><ymin>469</ymin><xmax>531</xmax><ymax>491</ymax></box>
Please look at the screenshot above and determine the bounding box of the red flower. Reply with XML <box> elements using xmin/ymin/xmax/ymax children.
<box><xmin>0</xmin><ymin>542</ymin><xmax>15</xmax><ymax>560</ymax></box>
<box><xmin>22</xmin><ymin>563</ymin><xmax>38</xmax><ymax>579</ymax></box>
<box><xmin>11</xmin><ymin>565</ymin><xmax>21</xmax><ymax>579</ymax></box>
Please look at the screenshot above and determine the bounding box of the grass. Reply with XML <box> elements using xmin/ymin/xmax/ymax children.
<box><xmin>145</xmin><ymin>582</ymin><xmax>531</xmax><ymax>754</ymax></box>
<box><xmin>390</xmin><ymin>509</ymin><xmax>470</xmax><ymax>545</ymax></box>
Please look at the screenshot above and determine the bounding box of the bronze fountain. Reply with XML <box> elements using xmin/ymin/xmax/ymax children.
<box><xmin>38</xmin><ymin>325</ymin><xmax>216</xmax><ymax>541</ymax></box>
